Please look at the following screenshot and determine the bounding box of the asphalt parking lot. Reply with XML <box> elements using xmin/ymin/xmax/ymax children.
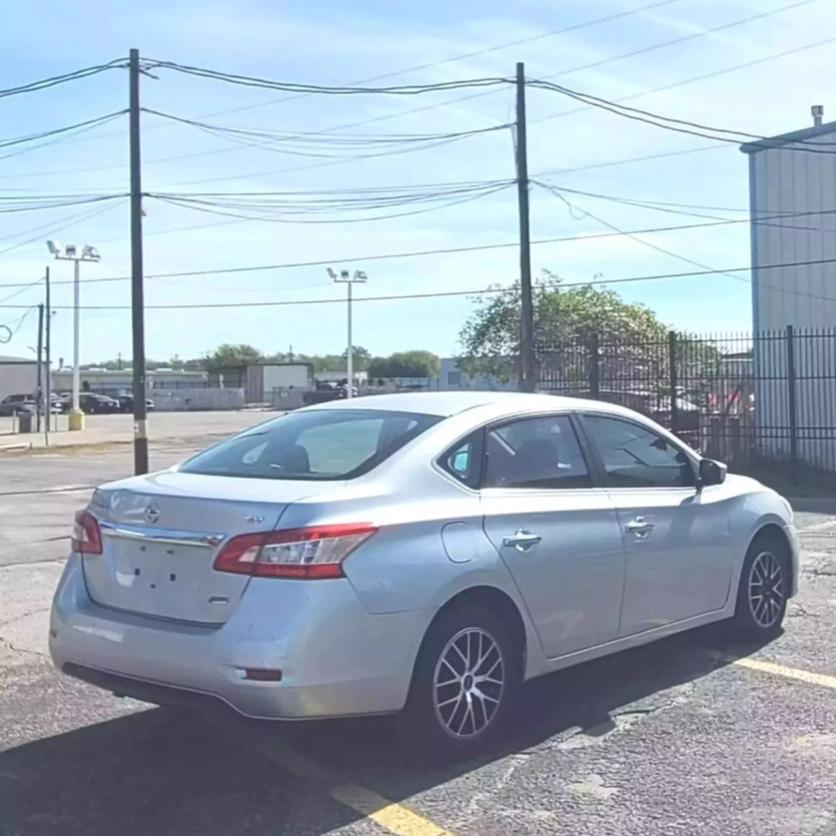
<box><xmin>2</xmin><ymin>427</ymin><xmax>836</xmax><ymax>835</ymax></box>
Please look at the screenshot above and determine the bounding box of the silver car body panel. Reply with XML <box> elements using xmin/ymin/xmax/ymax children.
<box><xmin>50</xmin><ymin>391</ymin><xmax>799</xmax><ymax>719</ymax></box>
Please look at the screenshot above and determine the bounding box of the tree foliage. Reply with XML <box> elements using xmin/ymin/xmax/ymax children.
<box><xmin>368</xmin><ymin>350</ymin><xmax>440</xmax><ymax>379</ymax></box>
<box><xmin>458</xmin><ymin>274</ymin><xmax>671</xmax><ymax>382</ymax></box>
<box><xmin>203</xmin><ymin>343</ymin><xmax>264</xmax><ymax>366</ymax></box>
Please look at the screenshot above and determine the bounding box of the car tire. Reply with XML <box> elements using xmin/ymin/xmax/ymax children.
<box><xmin>397</xmin><ymin>603</ymin><xmax>520</xmax><ymax>762</ymax></box>
<box><xmin>729</xmin><ymin>532</ymin><xmax>790</xmax><ymax>643</ymax></box>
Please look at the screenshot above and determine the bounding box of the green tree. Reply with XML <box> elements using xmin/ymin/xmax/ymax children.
<box><xmin>368</xmin><ymin>350</ymin><xmax>440</xmax><ymax>379</ymax></box>
<box><xmin>203</xmin><ymin>343</ymin><xmax>264</xmax><ymax>366</ymax></box>
<box><xmin>458</xmin><ymin>273</ymin><xmax>671</xmax><ymax>384</ymax></box>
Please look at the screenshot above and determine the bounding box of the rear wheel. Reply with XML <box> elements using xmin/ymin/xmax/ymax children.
<box><xmin>729</xmin><ymin>533</ymin><xmax>789</xmax><ymax>642</ymax></box>
<box><xmin>397</xmin><ymin>604</ymin><xmax>519</xmax><ymax>762</ymax></box>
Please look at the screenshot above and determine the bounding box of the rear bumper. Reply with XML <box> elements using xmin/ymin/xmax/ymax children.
<box><xmin>50</xmin><ymin>555</ymin><xmax>428</xmax><ymax>719</ymax></box>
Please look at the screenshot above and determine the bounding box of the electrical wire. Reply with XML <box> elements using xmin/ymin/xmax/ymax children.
<box><xmin>0</xmin><ymin>194</ymin><xmax>126</xmax><ymax>214</ymax></box>
<box><xmin>0</xmin><ymin>199</ymin><xmax>127</xmax><ymax>258</ymax></box>
<box><xmin>531</xmin><ymin>33</ymin><xmax>836</xmax><ymax>127</ymax></box>
<box><xmin>5</xmin><ymin>205</ymin><xmax>836</xmax><ymax>292</ymax></box>
<box><xmin>528</xmin><ymin>79</ymin><xmax>836</xmax><ymax>153</ymax></box>
<box><xmin>148</xmin><ymin>181</ymin><xmax>513</xmax><ymax>224</ymax></box>
<box><xmin>191</xmin><ymin>0</ymin><xmax>686</xmax><ymax>122</ymax></box>
<box><xmin>178</xmin><ymin>0</ymin><xmax>820</xmax><ymax>154</ymax></box>
<box><xmin>0</xmin><ymin>59</ymin><xmax>127</xmax><ymax>99</ymax></box>
<box><xmin>0</xmin><ymin>112</ymin><xmax>127</xmax><ymax>163</ymax></box>
<box><xmin>2</xmin><ymin>256</ymin><xmax>836</xmax><ymax>310</ymax></box>
<box><xmin>144</xmin><ymin>60</ymin><xmax>513</xmax><ymax>95</ymax></box>
<box><xmin>535</xmin><ymin>180</ymin><xmax>754</xmax><ymax>288</ymax></box>
<box><xmin>0</xmin><ymin>111</ymin><xmax>128</xmax><ymax>150</ymax></box>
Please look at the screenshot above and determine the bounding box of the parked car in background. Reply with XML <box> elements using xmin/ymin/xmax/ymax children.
<box><xmin>117</xmin><ymin>393</ymin><xmax>155</xmax><ymax>413</ymax></box>
<box><xmin>0</xmin><ymin>393</ymin><xmax>36</xmax><ymax>416</ymax></box>
<box><xmin>50</xmin><ymin>392</ymin><xmax>798</xmax><ymax>761</ymax></box>
<box><xmin>61</xmin><ymin>393</ymin><xmax>121</xmax><ymax>414</ymax></box>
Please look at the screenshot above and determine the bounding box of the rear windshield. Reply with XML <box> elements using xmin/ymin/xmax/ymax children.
<box><xmin>180</xmin><ymin>408</ymin><xmax>441</xmax><ymax>481</ymax></box>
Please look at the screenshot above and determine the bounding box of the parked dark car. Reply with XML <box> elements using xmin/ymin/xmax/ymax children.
<box><xmin>0</xmin><ymin>393</ymin><xmax>35</xmax><ymax>416</ymax></box>
<box><xmin>61</xmin><ymin>393</ymin><xmax>121</xmax><ymax>414</ymax></box>
<box><xmin>117</xmin><ymin>394</ymin><xmax>155</xmax><ymax>413</ymax></box>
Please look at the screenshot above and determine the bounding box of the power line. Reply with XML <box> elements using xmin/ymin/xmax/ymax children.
<box><xmin>531</xmin><ymin>33</ymin><xmax>836</xmax><ymax>126</ymax></box>
<box><xmin>3</xmin><ymin>256</ymin><xmax>836</xmax><ymax>310</ymax></box>
<box><xmin>0</xmin><ymin>111</ymin><xmax>128</xmax><ymax>150</ymax></box>
<box><xmin>144</xmin><ymin>60</ymin><xmax>513</xmax><ymax>95</ymax></box>
<box><xmin>147</xmin><ymin>181</ymin><xmax>513</xmax><ymax>224</ymax></box>
<box><xmin>0</xmin><ymin>59</ymin><xmax>127</xmax><ymax>100</ymax></box>
<box><xmin>191</xmin><ymin>0</ymin><xmax>686</xmax><ymax>121</ymax></box>
<box><xmin>529</xmin><ymin>78</ymin><xmax>836</xmax><ymax>153</ymax></box>
<box><xmin>0</xmin><ymin>112</ymin><xmax>127</xmax><ymax>164</ymax></box>
<box><xmin>0</xmin><ymin>199</ymin><xmax>127</xmax><ymax>258</ymax></box>
<box><xmin>4</xmin><ymin>207</ymin><xmax>836</xmax><ymax>292</ymax></box>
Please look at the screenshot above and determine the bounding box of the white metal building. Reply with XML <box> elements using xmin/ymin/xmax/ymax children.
<box><xmin>0</xmin><ymin>355</ymin><xmax>38</xmax><ymax>401</ymax></box>
<box><xmin>742</xmin><ymin>106</ymin><xmax>836</xmax><ymax>332</ymax></box>
<box><xmin>742</xmin><ymin>108</ymin><xmax>836</xmax><ymax>472</ymax></box>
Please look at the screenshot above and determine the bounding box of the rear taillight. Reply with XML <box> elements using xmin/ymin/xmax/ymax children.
<box><xmin>213</xmin><ymin>524</ymin><xmax>376</xmax><ymax>580</ymax></box>
<box><xmin>72</xmin><ymin>510</ymin><xmax>102</xmax><ymax>555</ymax></box>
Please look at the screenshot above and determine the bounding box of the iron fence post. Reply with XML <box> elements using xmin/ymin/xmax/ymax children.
<box><xmin>589</xmin><ymin>333</ymin><xmax>600</xmax><ymax>399</ymax></box>
<box><xmin>786</xmin><ymin>324</ymin><xmax>798</xmax><ymax>484</ymax></box>
<box><xmin>668</xmin><ymin>330</ymin><xmax>679</xmax><ymax>435</ymax></box>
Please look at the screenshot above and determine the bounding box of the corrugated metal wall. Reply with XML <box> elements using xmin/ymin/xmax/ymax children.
<box><xmin>749</xmin><ymin>137</ymin><xmax>836</xmax><ymax>471</ymax></box>
<box><xmin>749</xmin><ymin>132</ymin><xmax>836</xmax><ymax>331</ymax></box>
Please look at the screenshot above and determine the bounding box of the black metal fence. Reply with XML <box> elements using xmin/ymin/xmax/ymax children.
<box><xmin>538</xmin><ymin>327</ymin><xmax>836</xmax><ymax>478</ymax></box>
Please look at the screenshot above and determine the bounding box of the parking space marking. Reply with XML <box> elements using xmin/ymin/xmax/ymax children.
<box><xmin>213</xmin><ymin>721</ymin><xmax>455</xmax><ymax>836</ymax></box>
<box><xmin>330</xmin><ymin>783</ymin><xmax>455</xmax><ymax>836</ymax></box>
<box><xmin>731</xmin><ymin>657</ymin><xmax>836</xmax><ymax>691</ymax></box>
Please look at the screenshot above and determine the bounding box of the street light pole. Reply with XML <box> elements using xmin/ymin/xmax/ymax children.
<box><xmin>47</xmin><ymin>241</ymin><xmax>101</xmax><ymax>430</ymax></box>
<box><xmin>327</xmin><ymin>268</ymin><xmax>367</xmax><ymax>399</ymax></box>
<box><xmin>72</xmin><ymin>258</ymin><xmax>80</xmax><ymax>413</ymax></box>
<box><xmin>346</xmin><ymin>280</ymin><xmax>354</xmax><ymax>399</ymax></box>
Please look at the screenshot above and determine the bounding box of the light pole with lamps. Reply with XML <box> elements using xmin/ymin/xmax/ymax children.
<box><xmin>327</xmin><ymin>268</ymin><xmax>367</xmax><ymax>399</ymax></box>
<box><xmin>46</xmin><ymin>241</ymin><xmax>100</xmax><ymax>430</ymax></box>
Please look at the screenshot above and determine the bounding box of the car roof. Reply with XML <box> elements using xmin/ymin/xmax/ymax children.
<box><xmin>303</xmin><ymin>390</ymin><xmax>622</xmax><ymax>419</ymax></box>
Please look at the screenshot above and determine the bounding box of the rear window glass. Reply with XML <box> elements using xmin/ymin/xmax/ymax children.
<box><xmin>180</xmin><ymin>409</ymin><xmax>441</xmax><ymax>481</ymax></box>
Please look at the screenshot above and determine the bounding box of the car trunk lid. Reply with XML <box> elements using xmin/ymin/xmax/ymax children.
<box><xmin>81</xmin><ymin>472</ymin><xmax>318</xmax><ymax>624</ymax></box>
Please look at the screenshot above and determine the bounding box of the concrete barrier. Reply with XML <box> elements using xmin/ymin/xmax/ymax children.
<box><xmin>152</xmin><ymin>388</ymin><xmax>246</xmax><ymax>411</ymax></box>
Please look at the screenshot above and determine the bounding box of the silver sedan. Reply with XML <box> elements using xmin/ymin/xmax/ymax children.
<box><xmin>50</xmin><ymin>392</ymin><xmax>798</xmax><ymax>759</ymax></box>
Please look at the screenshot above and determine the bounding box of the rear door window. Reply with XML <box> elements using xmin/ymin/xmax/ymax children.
<box><xmin>181</xmin><ymin>409</ymin><xmax>440</xmax><ymax>480</ymax></box>
<box><xmin>484</xmin><ymin>415</ymin><xmax>591</xmax><ymax>489</ymax></box>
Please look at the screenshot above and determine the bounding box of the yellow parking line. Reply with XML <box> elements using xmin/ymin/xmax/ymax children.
<box><xmin>213</xmin><ymin>720</ymin><xmax>455</xmax><ymax>836</ymax></box>
<box><xmin>730</xmin><ymin>657</ymin><xmax>836</xmax><ymax>690</ymax></box>
<box><xmin>331</xmin><ymin>783</ymin><xmax>455</xmax><ymax>836</ymax></box>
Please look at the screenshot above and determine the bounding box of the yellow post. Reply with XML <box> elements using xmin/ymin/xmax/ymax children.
<box><xmin>68</xmin><ymin>409</ymin><xmax>85</xmax><ymax>431</ymax></box>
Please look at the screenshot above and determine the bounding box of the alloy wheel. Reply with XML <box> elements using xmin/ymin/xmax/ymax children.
<box><xmin>433</xmin><ymin>627</ymin><xmax>505</xmax><ymax>740</ymax></box>
<box><xmin>748</xmin><ymin>550</ymin><xmax>785</xmax><ymax>628</ymax></box>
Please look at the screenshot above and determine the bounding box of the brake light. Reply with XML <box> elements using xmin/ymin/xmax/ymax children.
<box><xmin>213</xmin><ymin>524</ymin><xmax>376</xmax><ymax>580</ymax></box>
<box><xmin>72</xmin><ymin>510</ymin><xmax>102</xmax><ymax>555</ymax></box>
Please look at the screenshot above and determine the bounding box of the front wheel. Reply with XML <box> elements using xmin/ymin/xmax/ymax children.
<box><xmin>397</xmin><ymin>604</ymin><xmax>519</xmax><ymax>762</ymax></box>
<box><xmin>729</xmin><ymin>533</ymin><xmax>790</xmax><ymax>642</ymax></box>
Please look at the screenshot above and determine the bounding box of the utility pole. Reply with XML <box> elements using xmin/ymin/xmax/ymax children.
<box><xmin>44</xmin><ymin>268</ymin><xmax>51</xmax><ymax>447</ymax></box>
<box><xmin>129</xmin><ymin>48</ymin><xmax>148</xmax><ymax>474</ymax></box>
<box><xmin>36</xmin><ymin>303</ymin><xmax>44</xmax><ymax>433</ymax></box>
<box><xmin>515</xmin><ymin>61</ymin><xmax>535</xmax><ymax>393</ymax></box>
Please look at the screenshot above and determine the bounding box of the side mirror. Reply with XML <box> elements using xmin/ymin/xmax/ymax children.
<box><xmin>699</xmin><ymin>458</ymin><xmax>726</xmax><ymax>487</ymax></box>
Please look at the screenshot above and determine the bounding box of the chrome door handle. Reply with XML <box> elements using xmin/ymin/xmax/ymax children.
<box><xmin>626</xmin><ymin>517</ymin><xmax>654</xmax><ymax>539</ymax></box>
<box><xmin>502</xmin><ymin>529</ymin><xmax>542</xmax><ymax>552</ymax></box>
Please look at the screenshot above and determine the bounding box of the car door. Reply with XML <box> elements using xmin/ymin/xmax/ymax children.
<box><xmin>580</xmin><ymin>413</ymin><xmax>733</xmax><ymax>637</ymax></box>
<box><xmin>480</xmin><ymin>413</ymin><xmax>625</xmax><ymax>659</ymax></box>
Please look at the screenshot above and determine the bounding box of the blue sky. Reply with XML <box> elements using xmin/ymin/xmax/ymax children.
<box><xmin>0</xmin><ymin>0</ymin><xmax>833</xmax><ymax>364</ymax></box>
